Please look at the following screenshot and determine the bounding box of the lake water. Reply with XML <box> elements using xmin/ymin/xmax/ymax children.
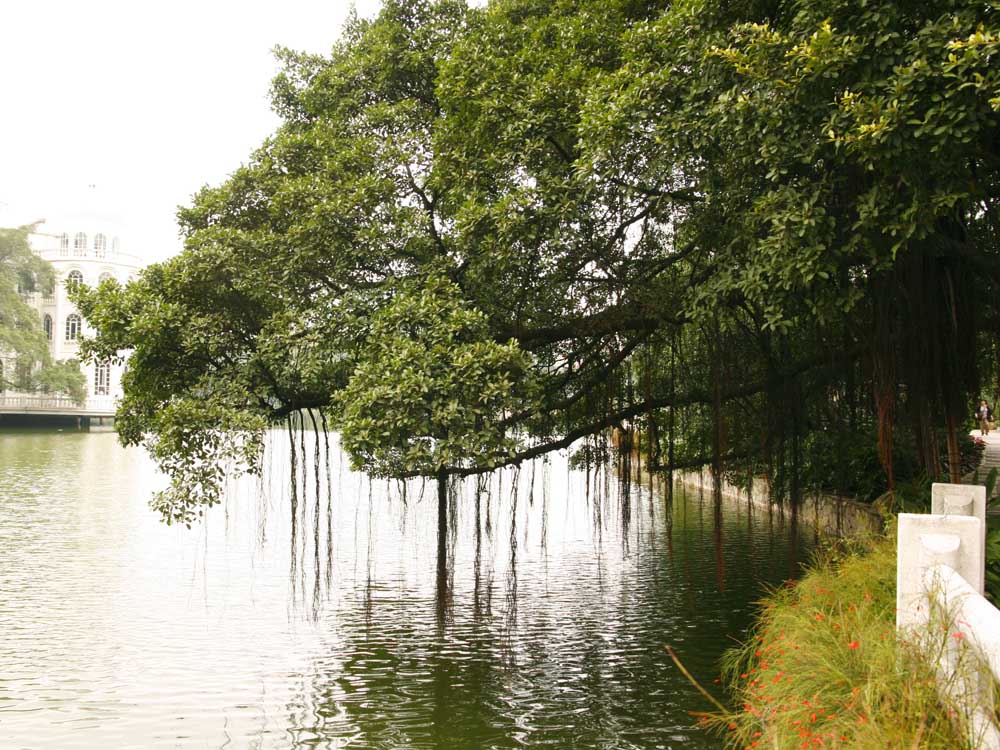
<box><xmin>0</xmin><ymin>427</ymin><xmax>811</xmax><ymax>749</ymax></box>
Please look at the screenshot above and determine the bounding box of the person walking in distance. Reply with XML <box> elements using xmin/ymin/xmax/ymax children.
<box><xmin>977</xmin><ymin>399</ymin><xmax>993</xmax><ymax>437</ymax></box>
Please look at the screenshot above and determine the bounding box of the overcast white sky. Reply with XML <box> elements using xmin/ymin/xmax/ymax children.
<box><xmin>0</xmin><ymin>0</ymin><xmax>382</xmax><ymax>262</ymax></box>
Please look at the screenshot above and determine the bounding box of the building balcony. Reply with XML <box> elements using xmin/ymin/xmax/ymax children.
<box><xmin>35</xmin><ymin>247</ymin><xmax>143</xmax><ymax>269</ymax></box>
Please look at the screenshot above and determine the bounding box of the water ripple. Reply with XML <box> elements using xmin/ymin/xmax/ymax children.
<box><xmin>0</xmin><ymin>428</ymin><xmax>810</xmax><ymax>749</ymax></box>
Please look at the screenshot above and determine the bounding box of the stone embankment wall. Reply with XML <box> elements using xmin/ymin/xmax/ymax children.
<box><xmin>674</xmin><ymin>469</ymin><xmax>884</xmax><ymax>538</ymax></box>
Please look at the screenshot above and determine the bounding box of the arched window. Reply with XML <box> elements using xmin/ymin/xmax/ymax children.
<box><xmin>43</xmin><ymin>314</ymin><xmax>53</xmax><ymax>341</ymax></box>
<box><xmin>60</xmin><ymin>233</ymin><xmax>70</xmax><ymax>256</ymax></box>
<box><xmin>94</xmin><ymin>361</ymin><xmax>111</xmax><ymax>396</ymax></box>
<box><xmin>65</xmin><ymin>314</ymin><xmax>82</xmax><ymax>341</ymax></box>
<box><xmin>73</xmin><ymin>232</ymin><xmax>87</xmax><ymax>256</ymax></box>
<box><xmin>94</xmin><ymin>233</ymin><xmax>106</xmax><ymax>258</ymax></box>
<box><xmin>66</xmin><ymin>270</ymin><xmax>84</xmax><ymax>291</ymax></box>
<box><xmin>98</xmin><ymin>271</ymin><xmax>113</xmax><ymax>284</ymax></box>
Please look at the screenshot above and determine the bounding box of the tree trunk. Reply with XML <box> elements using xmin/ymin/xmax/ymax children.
<box><xmin>667</xmin><ymin>331</ymin><xmax>676</xmax><ymax>503</ymax></box>
<box><xmin>946</xmin><ymin>412</ymin><xmax>962</xmax><ymax>484</ymax></box>
<box><xmin>710</xmin><ymin>321</ymin><xmax>725</xmax><ymax>512</ymax></box>
<box><xmin>435</xmin><ymin>467</ymin><xmax>449</xmax><ymax>621</ymax></box>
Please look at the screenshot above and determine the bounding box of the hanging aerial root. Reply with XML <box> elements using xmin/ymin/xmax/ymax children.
<box><xmin>287</xmin><ymin>414</ymin><xmax>299</xmax><ymax>579</ymax></box>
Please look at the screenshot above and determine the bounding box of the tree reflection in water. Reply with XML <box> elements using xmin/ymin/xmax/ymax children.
<box><xmin>259</xmin><ymin>422</ymin><xmax>811</xmax><ymax>749</ymax></box>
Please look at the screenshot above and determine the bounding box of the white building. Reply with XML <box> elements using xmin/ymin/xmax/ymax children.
<box><xmin>0</xmin><ymin>215</ymin><xmax>143</xmax><ymax>423</ymax></box>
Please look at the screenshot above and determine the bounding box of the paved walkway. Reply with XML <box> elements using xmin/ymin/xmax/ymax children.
<box><xmin>967</xmin><ymin>431</ymin><xmax>1000</xmax><ymax>501</ymax></box>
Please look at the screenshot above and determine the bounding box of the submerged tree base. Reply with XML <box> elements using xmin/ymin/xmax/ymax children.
<box><xmin>704</xmin><ymin>529</ymin><xmax>980</xmax><ymax>749</ymax></box>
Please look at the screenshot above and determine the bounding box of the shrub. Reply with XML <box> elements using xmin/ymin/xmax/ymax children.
<box><xmin>702</xmin><ymin>533</ymin><xmax>972</xmax><ymax>749</ymax></box>
<box><xmin>801</xmin><ymin>427</ymin><xmax>983</xmax><ymax>503</ymax></box>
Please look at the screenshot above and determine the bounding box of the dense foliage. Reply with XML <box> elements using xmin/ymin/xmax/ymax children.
<box><xmin>0</xmin><ymin>226</ymin><xmax>86</xmax><ymax>403</ymax></box>
<box><xmin>74</xmin><ymin>0</ymin><xmax>1000</xmax><ymax>523</ymax></box>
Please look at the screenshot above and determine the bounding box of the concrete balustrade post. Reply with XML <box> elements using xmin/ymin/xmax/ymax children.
<box><xmin>932</xmin><ymin>483</ymin><xmax>987</xmax><ymax>592</ymax></box>
<box><xmin>897</xmin><ymin>514</ymin><xmax>983</xmax><ymax>631</ymax></box>
<box><xmin>898</xmin><ymin>513</ymin><xmax>999</xmax><ymax>748</ymax></box>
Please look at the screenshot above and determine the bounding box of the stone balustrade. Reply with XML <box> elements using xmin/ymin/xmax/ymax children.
<box><xmin>0</xmin><ymin>393</ymin><xmax>116</xmax><ymax>417</ymax></box>
<box><xmin>897</xmin><ymin>483</ymin><xmax>1000</xmax><ymax>749</ymax></box>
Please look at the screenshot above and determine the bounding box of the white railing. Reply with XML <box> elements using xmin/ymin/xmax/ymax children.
<box><xmin>0</xmin><ymin>394</ymin><xmax>83</xmax><ymax>410</ymax></box>
<box><xmin>897</xmin><ymin>483</ymin><xmax>1000</xmax><ymax>749</ymax></box>
<box><xmin>35</xmin><ymin>247</ymin><xmax>143</xmax><ymax>269</ymax></box>
<box><xmin>0</xmin><ymin>394</ymin><xmax>116</xmax><ymax>414</ymax></box>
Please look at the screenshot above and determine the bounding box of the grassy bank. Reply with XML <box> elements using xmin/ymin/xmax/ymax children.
<box><xmin>702</xmin><ymin>531</ymin><xmax>973</xmax><ymax>749</ymax></box>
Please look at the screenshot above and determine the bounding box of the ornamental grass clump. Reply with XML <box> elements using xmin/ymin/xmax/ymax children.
<box><xmin>705</xmin><ymin>534</ymin><xmax>972</xmax><ymax>749</ymax></box>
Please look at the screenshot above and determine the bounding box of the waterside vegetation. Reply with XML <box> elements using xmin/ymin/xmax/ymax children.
<box><xmin>707</xmin><ymin>529</ymin><xmax>992</xmax><ymax>749</ymax></box>
<box><xmin>55</xmin><ymin>0</ymin><xmax>1000</xmax><ymax>743</ymax></box>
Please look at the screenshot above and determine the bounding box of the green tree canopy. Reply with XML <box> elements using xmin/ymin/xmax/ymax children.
<box><xmin>1</xmin><ymin>225</ymin><xmax>54</xmax><ymax>375</ymax></box>
<box><xmin>76</xmin><ymin>0</ymin><xmax>1000</xmax><ymax>524</ymax></box>
<box><xmin>1</xmin><ymin>225</ymin><xmax>86</xmax><ymax>403</ymax></box>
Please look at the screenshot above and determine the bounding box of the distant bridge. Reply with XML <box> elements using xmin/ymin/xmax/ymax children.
<box><xmin>0</xmin><ymin>394</ymin><xmax>116</xmax><ymax>421</ymax></box>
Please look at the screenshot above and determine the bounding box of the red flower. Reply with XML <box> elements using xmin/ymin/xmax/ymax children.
<box><xmin>847</xmin><ymin>641</ymin><xmax>859</xmax><ymax>649</ymax></box>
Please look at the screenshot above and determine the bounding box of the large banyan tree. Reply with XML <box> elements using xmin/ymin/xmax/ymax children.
<box><xmin>74</xmin><ymin>0</ymin><xmax>1000</xmax><ymax>524</ymax></box>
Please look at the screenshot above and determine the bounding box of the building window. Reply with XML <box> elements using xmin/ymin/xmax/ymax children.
<box><xmin>111</xmin><ymin>237</ymin><xmax>120</xmax><ymax>256</ymax></box>
<box><xmin>60</xmin><ymin>233</ymin><xmax>70</xmax><ymax>256</ymax></box>
<box><xmin>43</xmin><ymin>314</ymin><xmax>53</xmax><ymax>340</ymax></box>
<box><xmin>94</xmin><ymin>233</ymin><xmax>107</xmax><ymax>258</ymax></box>
<box><xmin>66</xmin><ymin>269</ymin><xmax>84</xmax><ymax>291</ymax></box>
<box><xmin>65</xmin><ymin>314</ymin><xmax>82</xmax><ymax>341</ymax></box>
<box><xmin>94</xmin><ymin>361</ymin><xmax>111</xmax><ymax>396</ymax></box>
<box><xmin>98</xmin><ymin>271</ymin><xmax>113</xmax><ymax>284</ymax></box>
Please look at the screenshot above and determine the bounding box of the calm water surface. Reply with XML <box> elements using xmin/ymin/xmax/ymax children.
<box><xmin>0</xmin><ymin>428</ymin><xmax>811</xmax><ymax>749</ymax></box>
